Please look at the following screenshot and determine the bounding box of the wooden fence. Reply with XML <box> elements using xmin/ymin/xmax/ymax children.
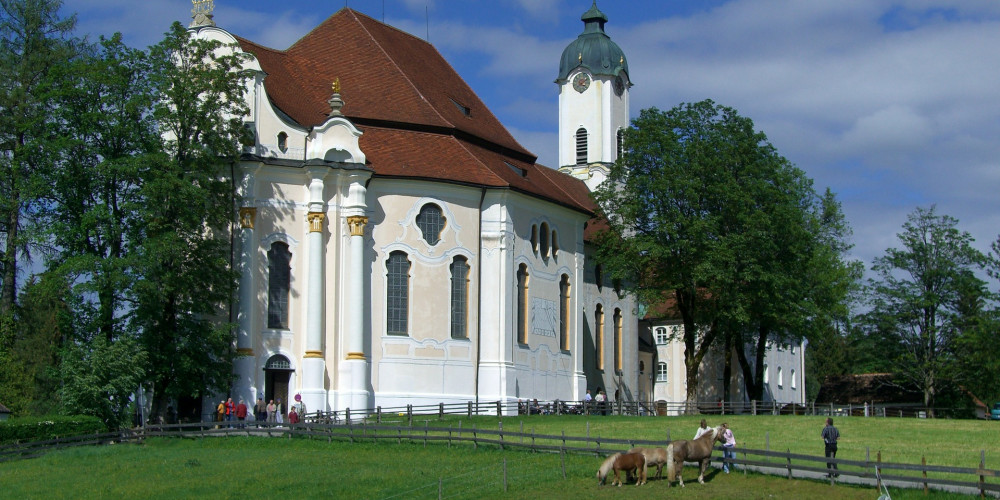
<box><xmin>5</xmin><ymin>420</ymin><xmax>997</xmax><ymax>497</ymax></box>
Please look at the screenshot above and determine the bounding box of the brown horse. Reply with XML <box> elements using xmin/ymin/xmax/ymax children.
<box><xmin>627</xmin><ymin>446</ymin><xmax>668</xmax><ymax>479</ymax></box>
<box><xmin>596</xmin><ymin>452</ymin><xmax>647</xmax><ymax>486</ymax></box>
<box><xmin>665</xmin><ymin>424</ymin><xmax>725</xmax><ymax>487</ymax></box>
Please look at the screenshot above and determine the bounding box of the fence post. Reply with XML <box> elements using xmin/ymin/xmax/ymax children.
<box><xmin>473</xmin><ymin>424</ymin><xmax>477</xmax><ymax>450</ymax></box>
<box><xmin>424</xmin><ymin>421</ymin><xmax>428</xmax><ymax>448</ymax></box>
<box><xmin>496</xmin><ymin>401</ymin><xmax>501</xmax><ymax>418</ymax></box>
<box><xmin>377</xmin><ymin>406</ymin><xmax>381</xmax><ymax>424</ymax></box>
<box><xmin>407</xmin><ymin>404</ymin><xmax>412</xmax><ymax>426</ymax></box>
<box><xmin>439</xmin><ymin>403</ymin><xmax>444</xmax><ymax>420</ymax></box>
<box><xmin>752</xmin><ymin>400</ymin><xmax>757</xmax><ymax>416</ymax></box>
<box><xmin>499</xmin><ymin>421</ymin><xmax>504</xmax><ymax>450</ymax></box>
<box><xmin>922</xmin><ymin>455</ymin><xmax>928</xmax><ymax>495</ymax></box>
<box><xmin>586</xmin><ymin>421</ymin><xmax>590</xmax><ymax>440</ymax></box>
<box><xmin>981</xmin><ymin>449</ymin><xmax>986</xmax><ymax>498</ymax></box>
<box><xmin>876</xmin><ymin>451</ymin><xmax>882</xmax><ymax>493</ymax></box>
<box><xmin>562</xmin><ymin>448</ymin><xmax>566</xmax><ymax>479</ymax></box>
<box><xmin>786</xmin><ymin>448</ymin><xmax>792</xmax><ymax>480</ymax></box>
<box><xmin>468</xmin><ymin>401</ymin><xmax>472</xmax><ymax>419</ymax></box>
<box><xmin>520</xmin><ymin>421</ymin><xmax>524</xmax><ymax>444</ymax></box>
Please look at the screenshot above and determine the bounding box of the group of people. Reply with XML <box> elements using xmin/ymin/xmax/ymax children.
<box><xmin>216</xmin><ymin>396</ymin><xmax>303</xmax><ymax>426</ymax></box>
<box><xmin>690</xmin><ymin>416</ymin><xmax>840</xmax><ymax>477</ymax></box>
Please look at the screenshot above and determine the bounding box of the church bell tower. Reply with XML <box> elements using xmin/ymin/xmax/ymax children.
<box><xmin>556</xmin><ymin>1</ymin><xmax>631</xmax><ymax>192</ymax></box>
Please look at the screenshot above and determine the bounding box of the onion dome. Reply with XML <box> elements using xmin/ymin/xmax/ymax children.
<box><xmin>556</xmin><ymin>1</ymin><xmax>629</xmax><ymax>82</ymax></box>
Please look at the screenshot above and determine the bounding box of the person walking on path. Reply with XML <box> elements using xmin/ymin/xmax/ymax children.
<box><xmin>254</xmin><ymin>398</ymin><xmax>266</xmax><ymax>427</ymax></box>
<box><xmin>694</xmin><ymin>418</ymin><xmax>709</xmax><ymax>439</ymax></box>
<box><xmin>267</xmin><ymin>400</ymin><xmax>276</xmax><ymax>423</ymax></box>
<box><xmin>224</xmin><ymin>397</ymin><xmax>235</xmax><ymax>427</ymax></box>
<box><xmin>721</xmin><ymin>423</ymin><xmax>736</xmax><ymax>473</ymax></box>
<box><xmin>822</xmin><ymin>417</ymin><xmax>840</xmax><ymax>477</ymax></box>
<box><xmin>235</xmin><ymin>399</ymin><xmax>248</xmax><ymax>428</ymax></box>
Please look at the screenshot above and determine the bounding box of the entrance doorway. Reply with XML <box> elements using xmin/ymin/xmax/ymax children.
<box><xmin>264</xmin><ymin>354</ymin><xmax>293</xmax><ymax>413</ymax></box>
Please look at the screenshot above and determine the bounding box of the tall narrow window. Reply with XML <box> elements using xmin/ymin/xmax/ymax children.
<box><xmin>575</xmin><ymin>127</ymin><xmax>587</xmax><ymax>166</ymax></box>
<box><xmin>387</xmin><ymin>251</ymin><xmax>410</xmax><ymax>335</ymax></box>
<box><xmin>614</xmin><ymin>308</ymin><xmax>622</xmax><ymax>373</ymax></box>
<box><xmin>539</xmin><ymin>222</ymin><xmax>550</xmax><ymax>258</ymax></box>
<box><xmin>657</xmin><ymin>362</ymin><xmax>668</xmax><ymax>382</ymax></box>
<box><xmin>277</xmin><ymin>131</ymin><xmax>288</xmax><ymax>153</ymax></box>
<box><xmin>416</xmin><ymin>203</ymin><xmax>445</xmax><ymax>246</ymax></box>
<box><xmin>559</xmin><ymin>274</ymin><xmax>570</xmax><ymax>351</ymax></box>
<box><xmin>267</xmin><ymin>242</ymin><xmax>291</xmax><ymax>329</ymax></box>
<box><xmin>777</xmin><ymin>366</ymin><xmax>783</xmax><ymax>388</ymax></box>
<box><xmin>616</xmin><ymin>128</ymin><xmax>624</xmax><ymax>160</ymax></box>
<box><xmin>450</xmin><ymin>257</ymin><xmax>469</xmax><ymax>339</ymax></box>
<box><xmin>763</xmin><ymin>364</ymin><xmax>769</xmax><ymax>384</ymax></box>
<box><xmin>791</xmin><ymin>369</ymin><xmax>797</xmax><ymax>390</ymax></box>
<box><xmin>517</xmin><ymin>264</ymin><xmax>529</xmax><ymax>344</ymax></box>
<box><xmin>595</xmin><ymin>304</ymin><xmax>604</xmax><ymax>370</ymax></box>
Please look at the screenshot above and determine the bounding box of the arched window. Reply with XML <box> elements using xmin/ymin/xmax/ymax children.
<box><xmin>575</xmin><ymin>127</ymin><xmax>587</xmax><ymax>166</ymax></box>
<box><xmin>551</xmin><ymin>229</ymin><xmax>559</xmax><ymax>258</ymax></box>
<box><xmin>277</xmin><ymin>131</ymin><xmax>288</xmax><ymax>153</ymax></box>
<box><xmin>763</xmin><ymin>364</ymin><xmax>769</xmax><ymax>384</ymax></box>
<box><xmin>559</xmin><ymin>274</ymin><xmax>570</xmax><ymax>351</ymax></box>
<box><xmin>450</xmin><ymin>257</ymin><xmax>469</xmax><ymax>339</ymax></box>
<box><xmin>595</xmin><ymin>304</ymin><xmax>604</xmax><ymax>371</ymax></box>
<box><xmin>530</xmin><ymin>225</ymin><xmax>538</xmax><ymax>254</ymax></box>
<box><xmin>657</xmin><ymin>362</ymin><xmax>668</xmax><ymax>382</ymax></box>
<box><xmin>267</xmin><ymin>242</ymin><xmax>291</xmax><ymax>329</ymax></box>
<box><xmin>791</xmin><ymin>369</ymin><xmax>797</xmax><ymax>390</ymax></box>
<box><xmin>517</xmin><ymin>264</ymin><xmax>529</xmax><ymax>344</ymax></box>
<box><xmin>655</xmin><ymin>327</ymin><xmax>668</xmax><ymax>345</ymax></box>
<box><xmin>387</xmin><ymin>251</ymin><xmax>410</xmax><ymax>335</ymax></box>
<box><xmin>416</xmin><ymin>203</ymin><xmax>445</xmax><ymax>246</ymax></box>
<box><xmin>614</xmin><ymin>308</ymin><xmax>622</xmax><ymax>373</ymax></box>
<box><xmin>539</xmin><ymin>222</ymin><xmax>550</xmax><ymax>258</ymax></box>
<box><xmin>777</xmin><ymin>366</ymin><xmax>783</xmax><ymax>388</ymax></box>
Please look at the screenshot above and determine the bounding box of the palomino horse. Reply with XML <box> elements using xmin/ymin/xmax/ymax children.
<box><xmin>596</xmin><ymin>452</ymin><xmax>647</xmax><ymax>486</ymax></box>
<box><xmin>665</xmin><ymin>424</ymin><xmax>725</xmax><ymax>487</ymax></box>
<box><xmin>626</xmin><ymin>446</ymin><xmax>668</xmax><ymax>479</ymax></box>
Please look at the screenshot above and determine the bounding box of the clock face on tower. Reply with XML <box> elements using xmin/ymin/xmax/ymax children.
<box><xmin>614</xmin><ymin>74</ymin><xmax>625</xmax><ymax>96</ymax></box>
<box><xmin>572</xmin><ymin>73</ymin><xmax>591</xmax><ymax>93</ymax></box>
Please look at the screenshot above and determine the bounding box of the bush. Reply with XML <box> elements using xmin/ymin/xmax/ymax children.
<box><xmin>0</xmin><ymin>415</ymin><xmax>105</xmax><ymax>444</ymax></box>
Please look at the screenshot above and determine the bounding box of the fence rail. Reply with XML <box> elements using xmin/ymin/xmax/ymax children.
<box><xmin>7</xmin><ymin>413</ymin><xmax>994</xmax><ymax>497</ymax></box>
<box><xmin>139</xmin><ymin>421</ymin><xmax>1000</xmax><ymax>496</ymax></box>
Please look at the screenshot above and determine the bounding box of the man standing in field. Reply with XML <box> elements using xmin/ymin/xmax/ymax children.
<box><xmin>822</xmin><ymin>418</ymin><xmax>840</xmax><ymax>477</ymax></box>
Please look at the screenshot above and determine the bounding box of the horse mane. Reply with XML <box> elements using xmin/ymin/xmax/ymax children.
<box><xmin>597</xmin><ymin>452</ymin><xmax>622</xmax><ymax>483</ymax></box>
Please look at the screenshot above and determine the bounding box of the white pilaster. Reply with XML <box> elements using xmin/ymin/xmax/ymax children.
<box><xmin>337</xmin><ymin>176</ymin><xmax>370</xmax><ymax>419</ymax></box>
<box><xmin>302</xmin><ymin>167</ymin><xmax>328</xmax><ymax>414</ymax></box>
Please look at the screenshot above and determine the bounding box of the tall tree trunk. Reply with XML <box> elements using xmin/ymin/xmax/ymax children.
<box><xmin>1</xmin><ymin>207</ymin><xmax>18</xmax><ymax>313</ymax></box>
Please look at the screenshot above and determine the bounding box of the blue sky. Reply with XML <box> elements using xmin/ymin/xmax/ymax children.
<box><xmin>61</xmin><ymin>0</ymin><xmax>1000</xmax><ymax>273</ymax></box>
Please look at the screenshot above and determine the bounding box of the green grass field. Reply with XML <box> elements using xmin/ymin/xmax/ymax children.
<box><xmin>2</xmin><ymin>414</ymin><xmax>996</xmax><ymax>499</ymax></box>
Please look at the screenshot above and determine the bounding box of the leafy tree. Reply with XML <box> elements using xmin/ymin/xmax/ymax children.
<box><xmin>864</xmin><ymin>206</ymin><xmax>987</xmax><ymax>417</ymax></box>
<box><xmin>132</xmin><ymin>22</ymin><xmax>250</xmax><ymax>417</ymax></box>
<box><xmin>44</xmin><ymin>33</ymin><xmax>156</xmax><ymax>343</ymax></box>
<box><xmin>9</xmin><ymin>273</ymin><xmax>71</xmax><ymax>415</ymax></box>
<box><xmin>0</xmin><ymin>0</ymin><xmax>78</xmax><ymax>314</ymax></box>
<box><xmin>593</xmin><ymin>100</ymin><xmax>856</xmax><ymax>409</ymax></box>
<box><xmin>59</xmin><ymin>335</ymin><xmax>145</xmax><ymax>429</ymax></box>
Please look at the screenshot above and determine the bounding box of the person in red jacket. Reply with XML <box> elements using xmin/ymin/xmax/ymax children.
<box><xmin>235</xmin><ymin>399</ymin><xmax>248</xmax><ymax>429</ymax></box>
<box><xmin>288</xmin><ymin>406</ymin><xmax>300</xmax><ymax>425</ymax></box>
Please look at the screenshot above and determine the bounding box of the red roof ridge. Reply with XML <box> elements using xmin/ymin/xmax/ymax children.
<box><xmin>332</xmin><ymin>9</ymin><xmax>455</xmax><ymax>130</ymax></box>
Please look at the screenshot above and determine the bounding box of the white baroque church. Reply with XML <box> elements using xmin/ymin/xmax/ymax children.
<box><xmin>189</xmin><ymin>2</ymin><xmax>641</xmax><ymax>417</ymax></box>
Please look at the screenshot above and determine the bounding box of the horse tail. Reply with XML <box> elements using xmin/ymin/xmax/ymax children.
<box><xmin>665</xmin><ymin>443</ymin><xmax>675</xmax><ymax>482</ymax></box>
<box><xmin>597</xmin><ymin>452</ymin><xmax>620</xmax><ymax>484</ymax></box>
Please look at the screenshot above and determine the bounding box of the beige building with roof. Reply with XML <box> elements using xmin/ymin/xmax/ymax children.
<box><xmin>191</xmin><ymin>3</ymin><xmax>641</xmax><ymax>418</ymax></box>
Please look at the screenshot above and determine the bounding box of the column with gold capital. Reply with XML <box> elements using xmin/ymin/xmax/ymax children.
<box><xmin>343</xmin><ymin>214</ymin><xmax>370</xmax><ymax>415</ymax></box>
<box><xmin>301</xmin><ymin>167</ymin><xmax>328</xmax><ymax>414</ymax></box>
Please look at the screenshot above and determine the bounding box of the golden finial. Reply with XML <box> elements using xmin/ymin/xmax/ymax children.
<box><xmin>578</xmin><ymin>52</ymin><xmax>582</xmax><ymax>63</ymax></box>
<box><xmin>332</xmin><ymin>78</ymin><xmax>341</xmax><ymax>95</ymax></box>
<box><xmin>620</xmin><ymin>55</ymin><xmax>624</xmax><ymax>64</ymax></box>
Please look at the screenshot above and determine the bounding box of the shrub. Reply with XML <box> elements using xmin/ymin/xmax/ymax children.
<box><xmin>0</xmin><ymin>415</ymin><xmax>105</xmax><ymax>444</ymax></box>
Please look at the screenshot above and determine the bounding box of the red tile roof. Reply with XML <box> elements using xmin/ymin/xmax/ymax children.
<box><xmin>233</xmin><ymin>8</ymin><xmax>593</xmax><ymax>215</ymax></box>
